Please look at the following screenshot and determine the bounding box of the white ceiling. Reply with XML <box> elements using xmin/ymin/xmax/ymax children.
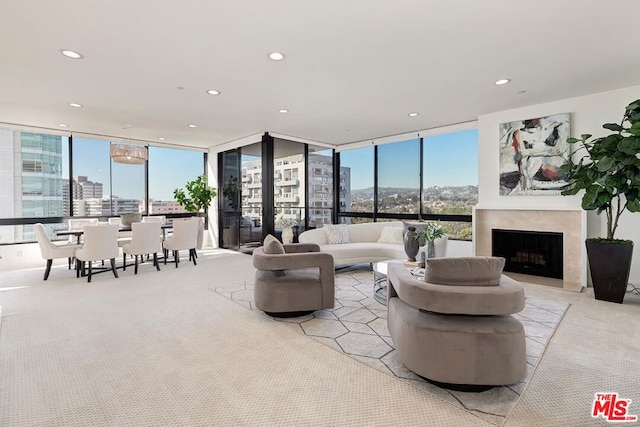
<box><xmin>1</xmin><ymin>1</ymin><xmax>639</xmax><ymax>149</ymax></box>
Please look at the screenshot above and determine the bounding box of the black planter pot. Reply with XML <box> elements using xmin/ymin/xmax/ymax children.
<box><xmin>586</xmin><ymin>240</ymin><xmax>633</xmax><ymax>304</ymax></box>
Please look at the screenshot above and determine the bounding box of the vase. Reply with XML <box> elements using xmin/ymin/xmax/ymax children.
<box><xmin>404</xmin><ymin>226</ymin><xmax>419</xmax><ymax>262</ymax></box>
<box><xmin>282</xmin><ymin>227</ymin><xmax>294</xmax><ymax>244</ymax></box>
<box><xmin>427</xmin><ymin>241</ymin><xmax>435</xmax><ymax>259</ymax></box>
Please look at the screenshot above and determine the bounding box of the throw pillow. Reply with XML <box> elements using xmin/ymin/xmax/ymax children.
<box><xmin>377</xmin><ymin>226</ymin><xmax>404</xmax><ymax>244</ymax></box>
<box><xmin>262</xmin><ymin>234</ymin><xmax>286</xmax><ymax>276</ymax></box>
<box><xmin>324</xmin><ymin>224</ymin><xmax>350</xmax><ymax>244</ymax></box>
<box><xmin>425</xmin><ymin>256</ymin><xmax>505</xmax><ymax>286</ymax></box>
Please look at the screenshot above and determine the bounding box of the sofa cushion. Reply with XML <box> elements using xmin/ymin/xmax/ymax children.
<box><xmin>377</xmin><ymin>226</ymin><xmax>404</xmax><ymax>244</ymax></box>
<box><xmin>263</xmin><ymin>234</ymin><xmax>286</xmax><ymax>276</ymax></box>
<box><xmin>324</xmin><ymin>224</ymin><xmax>350</xmax><ymax>244</ymax></box>
<box><xmin>425</xmin><ymin>256</ymin><xmax>505</xmax><ymax>286</ymax></box>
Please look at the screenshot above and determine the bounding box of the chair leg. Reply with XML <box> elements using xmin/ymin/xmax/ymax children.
<box><xmin>81</xmin><ymin>261</ymin><xmax>86</xmax><ymax>277</ymax></box>
<box><xmin>190</xmin><ymin>249</ymin><xmax>197</xmax><ymax>266</ymax></box>
<box><xmin>153</xmin><ymin>253</ymin><xmax>160</xmax><ymax>271</ymax></box>
<box><xmin>68</xmin><ymin>257</ymin><xmax>72</xmax><ymax>270</ymax></box>
<box><xmin>123</xmin><ymin>252</ymin><xmax>127</xmax><ymax>271</ymax></box>
<box><xmin>44</xmin><ymin>259</ymin><xmax>53</xmax><ymax>280</ymax></box>
<box><xmin>164</xmin><ymin>249</ymin><xmax>168</xmax><ymax>265</ymax></box>
<box><xmin>76</xmin><ymin>259</ymin><xmax>80</xmax><ymax>278</ymax></box>
<box><xmin>111</xmin><ymin>258</ymin><xmax>119</xmax><ymax>278</ymax></box>
<box><xmin>174</xmin><ymin>250</ymin><xmax>179</xmax><ymax>268</ymax></box>
<box><xmin>134</xmin><ymin>255</ymin><xmax>139</xmax><ymax>275</ymax></box>
<box><xmin>87</xmin><ymin>261</ymin><xmax>92</xmax><ymax>283</ymax></box>
<box><xmin>194</xmin><ymin>249</ymin><xmax>198</xmax><ymax>259</ymax></box>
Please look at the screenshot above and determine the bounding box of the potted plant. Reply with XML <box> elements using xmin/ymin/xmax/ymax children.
<box><xmin>173</xmin><ymin>175</ymin><xmax>216</xmax><ymax>215</ymax></box>
<box><xmin>415</xmin><ymin>222</ymin><xmax>445</xmax><ymax>259</ymax></box>
<box><xmin>560</xmin><ymin>99</ymin><xmax>640</xmax><ymax>303</ymax></box>
<box><xmin>173</xmin><ymin>175</ymin><xmax>217</xmax><ymax>248</ymax></box>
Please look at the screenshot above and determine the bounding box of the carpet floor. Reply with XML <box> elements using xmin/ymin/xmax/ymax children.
<box><xmin>214</xmin><ymin>264</ymin><xmax>569</xmax><ymax>426</ymax></box>
<box><xmin>1</xmin><ymin>249</ymin><xmax>639</xmax><ymax>426</ymax></box>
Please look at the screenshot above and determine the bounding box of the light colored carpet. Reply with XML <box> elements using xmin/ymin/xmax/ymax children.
<box><xmin>215</xmin><ymin>264</ymin><xmax>569</xmax><ymax>426</ymax></box>
<box><xmin>1</xmin><ymin>250</ymin><xmax>639</xmax><ymax>426</ymax></box>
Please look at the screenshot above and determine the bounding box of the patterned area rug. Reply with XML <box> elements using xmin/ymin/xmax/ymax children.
<box><xmin>214</xmin><ymin>265</ymin><xmax>570</xmax><ymax>426</ymax></box>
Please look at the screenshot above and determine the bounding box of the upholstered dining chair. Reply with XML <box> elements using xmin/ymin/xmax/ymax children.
<box><xmin>122</xmin><ymin>222</ymin><xmax>163</xmax><ymax>274</ymax></box>
<box><xmin>142</xmin><ymin>215</ymin><xmax>166</xmax><ymax>224</ymax></box>
<box><xmin>34</xmin><ymin>223</ymin><xmax>81</xmax><ymax>280</ymax></box>
<box><xmin>67</xmin><ymin>218</ymin><xmax>99</xmax><ymax>243</ymax></box>
<box><xmin>74</xmin><ymin>224</ymin><xmax>120</xmax><ymax>282</ymax></box>
<box><xmin>163</xmin><ymin>218</ymin><xmax>199</xmax><ymax>268</ymax></box>
<box><xmin>108</xmin><ymin>217</ymin><xmax>132</xmax><ymax>247</ymax></box>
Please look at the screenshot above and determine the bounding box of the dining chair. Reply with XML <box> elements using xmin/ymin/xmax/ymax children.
<box><xmin>163</xmin><ymin>218</ymin><xmax>199</xmax><ymax>268</ymax></box>
<box><xmin>67</xmin><ymin>218</ymin><xmax>99</xmax><ymax>243</ymax></box>
<box><xmin>108</xmin><ymin>217</ymin><xmax>132</xmax><ymax>247</ymax></box>
<box><xmin>74</xmin><ymin>224</ymin><xmax>120</xmax><ymax>282</ymax></box>
<box><xmin>34</xmin><ymin>223</ymin><xmax>81</xmax><ymax>280</ymax></box>
<box><xmin>142</xmin><ymin>215</ymin><xmax>166</xmax><ymax>224</ymax></box>
<box><xmin>122</xmin><ymin>222</ymin><xmax>163</xmax><ymax>274</ymax></box>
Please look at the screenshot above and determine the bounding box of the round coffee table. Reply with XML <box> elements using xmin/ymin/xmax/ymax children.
<box><xmin>373</xmin><ymin>260</ymin><xmax>424</xmax><ymax>305</ymax></box>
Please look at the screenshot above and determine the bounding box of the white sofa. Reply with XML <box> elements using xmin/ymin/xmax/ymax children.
<box><xmin>298</xmin><ymin>222</ymin><xmax>447</xmax><ymax>266</ymax></box>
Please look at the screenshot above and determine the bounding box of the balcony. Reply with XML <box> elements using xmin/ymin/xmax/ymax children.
<box><xmin>275</xmin><ymin>195</ymin><xmax>299</xmax><ymax>203</ymax></box>
<box><xmin>275</xmin><ymin>179</ymin><xmax>299</xmax><ymax>187</ymax></box>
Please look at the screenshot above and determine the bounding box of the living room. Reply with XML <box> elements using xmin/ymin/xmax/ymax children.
<box><xmin>1</xmin><ymin>1</ymin><xmax>640</xmax><ymax>426</ymax></box>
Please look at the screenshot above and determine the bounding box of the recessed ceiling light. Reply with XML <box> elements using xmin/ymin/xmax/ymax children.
<box><xmin>69</xmin><ymin>103</ymin><xmax>82</xmax><ymax>108</ymax></box>
<box><xmin>58</xmin><ymin>123</ymin><xmax>69</xmax><ymax>127</ymax></box>
<box><xmin>158</xmin><ymin>137</ymin><xmax>166</xmax><ymax>141</ymax></box>
<box><xmin>495</xmin><ymin>79</ymin><xmax>511</xmax><ymax>85</ymax></box>
<box><xmin>206</xmin><ymin>89</ymin><xmax>220</xmax><ymax>95</ymax></box>
<box><xmin>187</xmin><ymin>124</ymin><xmax>197</xmax><ymax>128</ymax></box>
<box><xmin>60</xmin><ymin>49</ymin><xmax>83</xmax><ymax>59</ymax></box>
<box><xmin>278</xmin><ymin>109</ymin><xmax>289</xmax><ymax>113</ymax></box>
<box><xmin>268</xmin><ymin>52</ymin><xmax>285</xmax><ymax>61</ymax></box>
<box><xmin>408</xmin><ymin>112</ymin><xmax>419</xmax><ymax>117</ymax></box>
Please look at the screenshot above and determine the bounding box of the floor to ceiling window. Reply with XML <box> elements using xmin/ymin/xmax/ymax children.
<box><xmin>336</xmin><ymin>128</ymin><xmax>478</xmax><ymax>239</ymax></box>
<box><xmin>0</xmin><ymin>125</ymin><xmax>206</xmax><ymax>245</ymax></box>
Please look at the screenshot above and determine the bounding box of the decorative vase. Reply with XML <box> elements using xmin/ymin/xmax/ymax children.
<box><xmin>404</xmin><ymin>226</ymin><xmax>419</xmax><ymax>262</ymax></box>
<box><xmin>427</xmin><ymin>241</ymin><xmax>436</xmax><ymax>259</ymax></box>
<box><xmin>120</xmin><ymin>212</ymin><xmax>141</xmax><ymax>227</ymax></box>
<box><xmin>282</xmin><ymin>227</ymin><xmax>294</xmax><ymax>244</ymax></box>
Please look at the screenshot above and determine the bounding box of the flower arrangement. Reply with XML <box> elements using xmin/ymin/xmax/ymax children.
<box><xmin>279</xmin><ymin>217</ymin><xmax>299</xmax><ymax>228</ymax></box>
<box><xmin>414</xmin><ymin>222</ymin><xmax>445</xmax><ymax>243</ymax></box>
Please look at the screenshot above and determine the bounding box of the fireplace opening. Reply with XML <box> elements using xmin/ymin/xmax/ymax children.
<box><xmin>492</xmin><ymin>229</ymin><xmax>563</xmax><ymax>279</ymax></box>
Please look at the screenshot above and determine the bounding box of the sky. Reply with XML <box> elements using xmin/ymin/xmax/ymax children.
<box><xmin>69</xmin><ymin>138</ymin><xmax>204</xmax><ymax>200</ymax></box>
<box><xmin>340</xmin><ymin>129</ymin><xmax>478</xmax><ymax>190</ymax></box>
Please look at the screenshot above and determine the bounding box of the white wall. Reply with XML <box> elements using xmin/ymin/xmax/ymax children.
<box><xmin>477</xmin><ymin>85</ymin><xmax>640</xmax><ymax>282</ymax></box>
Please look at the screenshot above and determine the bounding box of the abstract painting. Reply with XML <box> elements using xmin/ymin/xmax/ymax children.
<box><xmin>499</xmin><ymin>113</ymin><xmax>570</xmax><ymax>195</ymax></box>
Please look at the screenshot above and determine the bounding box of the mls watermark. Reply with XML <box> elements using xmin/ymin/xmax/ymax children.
<box><xmin>592</xmin><ymin>393</ymin><xmax>637</xmax><ymax>423</ymax></box>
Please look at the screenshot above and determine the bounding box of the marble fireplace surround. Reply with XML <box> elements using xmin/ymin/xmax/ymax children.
<box><xmin>474</xmin><ymin>208</ymin><xmax>586</xmax><ymax>292</ymax></box>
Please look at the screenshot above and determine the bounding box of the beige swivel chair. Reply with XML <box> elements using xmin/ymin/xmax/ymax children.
<box><xmin>252</xmin><ymin>234</ymin><xmax>335</xmax><ymax>317</ymax></box>
<box><xmin>75</xmin><ymin>224</ymin><xmax>120</xmax><ymax>282</ymax></box>
<box><xmin>122</xmin><ymin>222</ymin><xmax>163</xmax><ymax>274</ymax></box>
<box><xmin>34</xmin><ymin>223</ymin><xmax>81</xmax><ymax>280</ymax></box>
<box><xmin>387</xmin><ymin>257</ymin><xmax>526</xmax><ymax>391</ymax></box>
<box><xmin>163</xmin><ymin>217</ymin><xmax>199</xmax><ymax>267</ymax></box>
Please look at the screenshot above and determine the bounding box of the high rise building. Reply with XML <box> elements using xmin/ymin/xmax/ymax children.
<box><xmin>239</xmin><ymin>153</ymin><xmax>350</xmax><ymax>229</ymax></box>
<box><xmin>0</xmin><ymin>129</ymin><xmax>66</xmax><ymax>242</ymax></box>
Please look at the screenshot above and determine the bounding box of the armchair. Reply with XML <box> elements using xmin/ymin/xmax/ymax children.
<box><xmin>387</xmin><ymin>257</ymin><xmax>526</xmax><ymax>391</ymax></box>
<box><xmin>252</xmin><ymin>234</ymin><xmax>335</xmax><ymax>317</ymax></box>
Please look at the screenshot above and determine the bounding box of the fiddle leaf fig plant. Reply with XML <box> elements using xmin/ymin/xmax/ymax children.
<box><xmin>173</xmin><ymin>175</ymin><xmax>217</xmax><ymax>215</ymax></box>
<box><xmin>559</xmin><ymin>99</ymin><xmax>640</xmax><ymax>240</ymax></box>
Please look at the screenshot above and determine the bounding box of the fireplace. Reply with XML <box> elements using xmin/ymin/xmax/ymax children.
<box><xmin>492</xmin><ymin>229</ymin><xmax>563</xmax><ymax>279</ymax></box>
